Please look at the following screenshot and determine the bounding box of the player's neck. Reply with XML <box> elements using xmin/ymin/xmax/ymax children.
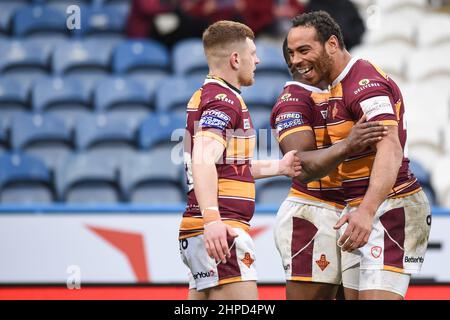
<box><xmin>208</xmin><ymin>69</ymin><xmax>240</xmax><ymax>90</ymax></box>
<box><xmin>329</xmin><ymin>50</ymin><xmax>352</xmax><ymax>84</ymax></box>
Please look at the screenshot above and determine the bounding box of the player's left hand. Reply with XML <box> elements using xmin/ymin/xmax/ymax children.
<box><xmin>334</xmin><ymin>208</ymin><xmax>373</xmax><ymax>252</ymax></box>
<box><xmin>280</xmin><ymin>150</ymin><xmax>302</xmax><ymax>177</ymax></box>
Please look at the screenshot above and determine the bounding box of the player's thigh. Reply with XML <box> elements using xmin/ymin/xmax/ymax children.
<box><xmin>286</xmin><ymin>281</ymin><xmax>339</xmax><ymax>300</ymax></box>
<box><xmin>188</xmin><ymin>288</ymin><xmax>207</xmax><ymax>300</ymax></box>
<box><xmin>275</xmin><ymin>200</ymin><xmax>341</xmax><ymax>285</ymax></box>
<box><xmin>208</xmin><ymin>280</ymin><xmax>258</xmax><ymax>300</ymax></box>
<box><xmin>359</xmin><ymin>289</ymin><xmax>403</xmax><ymax>300</ymax></box>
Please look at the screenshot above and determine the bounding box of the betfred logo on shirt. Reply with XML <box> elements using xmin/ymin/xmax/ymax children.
<box><xmin>199</xmin><ymin>109</ymin><xmax>231</xmax><ymax>131</ymax></box>
<box><xmin>275</xmin><ymin>112</ymin><xmax>304</xmax><ymax>132</ymax></box>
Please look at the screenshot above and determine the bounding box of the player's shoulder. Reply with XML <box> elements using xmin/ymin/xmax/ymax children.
<box><xmin>273</xmin><ymin>82</ymin><xmax>315</xmax><ymax>111</ymax></box>
<box><xmin>342</xmin><ymin>58</ymin><xmax>393</xmax><ymax>102</ymax></box>
<box><xmin>201</xmin><ymin>81</ymin><xmax>242</xmax><ymax>113</ymax></box>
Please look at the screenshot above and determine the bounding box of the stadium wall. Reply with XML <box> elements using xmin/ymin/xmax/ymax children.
<box><xmin>0</xmin><ymin>205</ymin><xmax>448</xmax><ymax>284</ymax></box>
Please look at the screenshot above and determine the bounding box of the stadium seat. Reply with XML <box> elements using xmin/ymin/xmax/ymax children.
<box><xmin>363</xmin><ymin>13</ymin><xmax>416</xmax><ymax>45</ymax></box>
<box><xmin>76</xmin><ymin>5</ymin><xmax>127</xmax><ymax>38</ymax></box>
<box><xmin>172</xmin><ymin>38</ymin><xmax>208</xmax><ymax>77</ymax></box>
<box><xmin>0</xmin><ymin>152</ymin><xmax>54</xmax><ymax>203</ymax></box>
<box><xmin>255</xmin><ymin>176</ymin><xmax>290</xmax><ymax>204</ymax></box>
<box><xmin>241</xmin><ymin>76</ymin><xmax>279</xmax><ymax>110</ymax></box>
<box><xmin>255</xmin><ymin>41</ymin><xmax>290</xmax><ymax>77</ymax></box>
<box><xmin>120</xmin><ymin>149</ymin><xmax>184</xmax><ymax>203</ymax></box>
<box><xmin>154</xmin><ymin>76</ymin><xmax>200</xmax><ymax>115</ymax></box>
<box><xmin>10</xmin><ymin>113</ymin><xmax>73</xmax><ymax>170</ymax></box>
<box><xmin>113</xmin><ymin>39</ymin><xmax>170</xmax><ymax>75</ymax></box>
<box><xmin>52</xmin><ymin>40</ymin><xmax>111</xmax><ymax>76</ymax></box>
<box><xmin>138</xmin><ymin>113</ymin><xmax>186</xmax><ymax>150</ymax></box>
<box><xmin>94</xmin><ymin>77</ymin><xmax>152</xmax><ymax>123</ymax></box>
<box><xmin>0</xmin><ymin>40</ymin><xmax>49</xmax><ymax>77</ymax></box>
<box><xmin>417</xmin><ymin>13</ymin><xmax>450</xmax><ymax>47</ymax></box>
<box><xmin>13</xmin><ymin>5</ymin><xmax>67</xmax><ymax>37</ymax></box>
<box><xmin>0</xmin><ymin>2</ymin><xmax>24</xmax><ymax>35</ymax></box>
<box><xmin>75</xmin><ymin>113</ymin><xmax>138</xmax><ymax>163</ymax></box>
<box><xmin>405</xmin><ymin>45</ymin><xmax>450</xmax><ymax>82</ymax></box>
<box><xmin>431</xmin><ymin>156</ymin><xmax>450</xmax><ymax>207</ymax></box>
<box><xmin>25</xmin><ymin>35</ymin><xmax>67</xmax><ymax>57</ymax></box>
<box><xmin>351</xmin><ymin>42</ymin><xmax>412</xmax><ymax>81</ymax></box>
<box><xmin>0</xmin><ymin>120</ymin><xmax>7</xmax><ymax>153</ymax></box>
<box><xmin>32</xmin><ymin>76</ymin><xmax>92</xmax><ymax>129</ymax></box>
<box><xmin>0</xmin><ymin>77</ymin><xmax>30</xmax><ymax>123</ymax></box>
<box><xmin>374</xmin><ymin>0</ymin><xmax>427</xmax><ymax>12</ymax></box>
<box><xmin>85</xmin><ymin>36</ymin><xmax>124</xmax><ymax>56</ymax></box>
<box><xmin>56</xmin><ymin>152</ymin><xmax>121</xmax><ymax>203</ymax></box>
<box><xmin>126</xmin><ymin>73</ymin><xmax>169</xmax><ymax>110</ymax></box>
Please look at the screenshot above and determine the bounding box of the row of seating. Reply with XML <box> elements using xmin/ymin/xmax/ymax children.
<box><xmin>0</xmin><ymin>1</ymin><xmax>129</xmax><ymax>37</ymax></box>
<box><xmin>0</xmin><ymin>149</ymin><xmax>437</xmax><ymax>205</ymax></box>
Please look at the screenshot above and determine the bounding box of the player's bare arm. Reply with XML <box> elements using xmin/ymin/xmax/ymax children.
<box><xmin>334</xmin><ymin>125</ymin><xmax>403</xmax><ymax>252</ymax></box>
<box><xmin>250</xmin><ymin>150</ymin><xmax>301</xmax><ymax>179</ymax></box>
<box><xmin>192</xmin><ymin>134</ymin><xmax>238</xmax><ymax>264</ymax></box>
<box><xmin>288</xmin><ymin>116</ymin><xmax>387</xmax><ymax>184</ymax></box>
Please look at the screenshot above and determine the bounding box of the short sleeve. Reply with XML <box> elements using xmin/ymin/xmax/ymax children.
<box><xmin>271</xmin><ymin>101</ymin><xmax>314</xmax><ymax>142</ymax></box>
<box><xmin>195</xmin><ymin>102</ymin><xmax>240</xmax><ymax>146</ymax></box>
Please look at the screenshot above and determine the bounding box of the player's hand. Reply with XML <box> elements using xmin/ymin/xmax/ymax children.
<box><xmin>279</xmin><ymin>150</ymin><xmax>302</xmax><ymax>177</ymax></box>
<box><xmin>344</xmin><ymin>116</ymin><xmax>388</xmax><ymax>154</ymax></box>
<box><xmin>203</xmin><ymin>221</ymin><xmax>238</xmax><ymax>264</ymax></box>
<box><xmin>334</xmin><ymin>208</ymin><xmax>373</xmax><ymax>252</ymax></box>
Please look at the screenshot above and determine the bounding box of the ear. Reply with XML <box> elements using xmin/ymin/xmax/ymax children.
<box><xmin>326</xmin><ymin>35</ymin><xmax>340</xmax><ymax>54</ymax></box>
<box><xmin>229</xmin><ymin>51</ymin><xmax>239</xmax><ymax>70</ymax></box>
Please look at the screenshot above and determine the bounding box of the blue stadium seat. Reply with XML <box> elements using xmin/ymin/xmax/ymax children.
<box><xmin>0</xmin><ymin>2</ymin><xmax>24</xmax><ymax>35</ymax></box>
<box><xmin>241</xmin><ymin>77</ymin><xmax>279</xmax><ymax>110</ymax></box>
<box><xmin>10</xmin><ymin>113</ymin><xmax>73</xmax><ymax>170</ymax></box>
<box><xmin>409</xmin><ymin>159</ymin><xmax>436</xmax><ymax>205</ymax></box>
<box><xmin>13</xmin><ymin>5</ymin><xmax>67</xmax><ymax>37</ymax></box>
<box><xmin>32</xmin><ymin>76</ymin><xmax>91</xmax><ymax>129</ymax></box>
<box><xmin>56</xmin><ymin>152</ymin><xmax>120</xmax><ymax>203</ymax></box>
<box><xmin>172</xmin><ymin>38</ymin><xmax>208</xmax><ymax>77</ymax></box>
<box><xmin>154</xmin><ymin>76</ymin><xmax>200</xmax><ymax>115</ymax></box>
<box><xmin>113</xmin><ymin>39</ymin><xmax>170</xmax><ymax>74</ymax></box>
<box><xmin>52</xmin><ymin>40</ymin><xmax>111</xmax><ymax>76</ymax></box>
<box><xmin>85</xmin><ymin>36</ymin><xmax>124</xmax><ymax>56</ymax></box>
<box><xmin>120</xmin><ymin>149</ymin><xmax>184</xmax><ymax>203</ymax></box>
<box><xmin>25</xmin><ymin>35</ymin><xmax>67</xmax><ymax>57</ymax></box>
<box><xmin>0</xmin><ymin>152</ymin><xmax>54</xmax><ymax>203</ymax></box>
<box><xmin>255</xmin><ymin>41</ymin><xmax>289</xmax><ymax>77</ymax></box>
<box><xmin>127</xmin><ymin>73</ymin><xmax>169</xmax><ymax>110</ymax></box>
<box><xmin>0</xmin><ymin>40</ymin><xmax>49</xmax><ymax>77</ymax></box>
<box><xmin>139</xmin><ymin>113</ymin><xmax>185</xmax><ymax>150</ymax></box>
<box><xmin>255</xmin><ymin>176</ymin><xmax>290</xmax><ymax>204</ymax></box>
<box><xmin>76</xmin><ymin>5</ymin><xmax>127</xmax><ymax>38</ymax></box>
<box><xmin>0</xmin><ymin>120</ymin><xmax>7</xmax><ymax>153</ymax></box>
<box><xmin>75</xmin><ymin>113</ymin><xmax>138</xmax><ymax>163</ymax></box>
<box><xmin>0</xmin><ymin>77</ymin><xmax>30</xmax><ymax>123</ymax></box>
<box><xmin>94</xmin><ymin>77</ymin><xmax>152</xmax><ymax>123</ymax></box>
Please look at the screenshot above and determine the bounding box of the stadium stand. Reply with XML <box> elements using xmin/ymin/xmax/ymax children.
<box><xmin>0</xmin><ymin>152</ymin><xmax>54</xmax><ymax>203</ymax></box>
<box><xmin>0</xmin><ymin>0</ymin><xmax>448</xmax><ymax>207</ymax></box>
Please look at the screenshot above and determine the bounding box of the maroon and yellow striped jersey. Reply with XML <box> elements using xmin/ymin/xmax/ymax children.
<box><xmin>326</xmin><ymin>57</ymin><xmax>420</xmax><ymax>206</ymax></box>
<box><xmin>180</xmin><ymin>76</ymin><xmax>256</xmax><ymax>239</ymax></box>
<box><xmin>270</xmin><ymin>81</ymin><xmax>345</xmax><ymax>209</ymax></box>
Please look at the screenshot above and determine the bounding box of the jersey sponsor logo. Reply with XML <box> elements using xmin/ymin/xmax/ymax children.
<box><xmin>280</xmin><ymin>93</ymin><xmax>299</xmax><ymax>103</ymax></box>
<box><xmin>358</xmin><ymin>79</ymin><xmax>370</xmax><ymax>86</ymax></box>
<box><xmin>315</xmin><ymin>254</ymin><xmax>330</xmax><ymax>271</ymax></box>
<box><xmin>404</xmin><ymin>256</ymin><xmax>424</xmax><ymax>263</ymax></box>
<box><xmin>199</xmin><ymin>109</ymin><xmax>231</xmax><ymax>130</ymax></box>
<box><xmin>215</xmin><ymin>93</ymin><xmax>234</xmax><ymax>105</ymax></box>
<box><xmin>243</xmin><ymin>118</ymin><xmax>251</xmax><ymax>129</ymax></box>
<box><xmin>371</xmin><ymin>246</ymin><xmax>382</xmax><ymax>258</ymax></box>
<box><xmin>353</xmin><ymin>81</ymin><xmax>382</xmax><ymax>95</ymax></box>
<box><xmin>192</xmin><ymin>269</ymin><xmax>215</xmax><ymax>280</ymax></box>
<box><xmin>359</xmin><ymin>95</ymin><xmax>394</xmax><ymax>120</ymax></box>
<box><xmin>241</xmin><ymin>252</ymin><xmax>254</xmax><ymax>268</ymax></box>
<box><xmin>275</xmin><ymin>112</ymin><xmax>304</xmax><ymax>132</ymax></box>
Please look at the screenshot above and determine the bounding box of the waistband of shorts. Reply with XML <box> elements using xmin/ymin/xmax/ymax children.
<box><xmin>178</xmin><ymin>217</ymin><xmax>250</xmax><ymax>240</ymax></box>
<box><xmin>285</xmin><ymin>196</ymin><xmax>344</xmax><ymax>211</ymax></box>
<box><xmin>346</xmin><ymin>187</ymin><xmax>422</xmax><ymax>207</ymax></box>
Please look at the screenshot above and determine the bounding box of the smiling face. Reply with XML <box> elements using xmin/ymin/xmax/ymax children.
<box><xmin>287</xmin><ymin>26</ymin><xmax>334</xmax><ymax>87</ymax></box>
<box><xmin>237</xmin><ymin>37</ymin><xmax>260</xmax><ymax>87</ymax></box>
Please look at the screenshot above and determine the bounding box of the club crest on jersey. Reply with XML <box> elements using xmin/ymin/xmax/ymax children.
<box><xmin>371</xmin><ymin>246</ymin><xmax>382</xmax><ymax>258</ymax></box>
<box><xmin>215</xmin><ymin>93</ymin><xmax>234</xmax><ymax>105</ymax></box>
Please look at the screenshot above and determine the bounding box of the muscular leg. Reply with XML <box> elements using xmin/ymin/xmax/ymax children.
<box><xmin>207</xmin><ymin>281</ymin><xmax>258</xmax><ymax>300</ymax></box>
<box><xmin>343</xmin><ymin>287</ymin><xmax>359</xmax><ymax>300</ymax></box>
<box><xmin>359</xmin><ymin>289</ymin><xmax>403</xmax><ymax>300</ymax></box>
<box><xmin>286</xmin><ymin>281</ymin><xmax>339</xmax><ymax>300</ymax></box>
<box><xmin>188</xmin><ymin>288</ymin><xmax>208</xmax><ymax>300</ymax></box>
